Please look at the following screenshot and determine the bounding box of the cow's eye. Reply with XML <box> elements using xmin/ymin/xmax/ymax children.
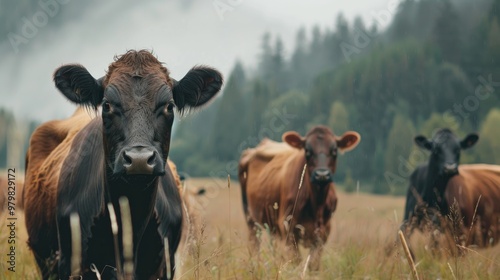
<box><xmin>331</xmin><ymin>148</ymin><xmax>337</xmax><ymax>156</ymax></box>
<box><xmin>305</xmin><ymin>150</ymin><xmax>312</xmax><ymax>158</ymax></box>
<box><xmin>166</xmin><ymin>103</ymin><xmax>175</xmax><ymax>113</ymax></box>
<box><xmin>102</xmin><ymin>101</ymin><xmax>111</xmax><ymax>112</ymax></box>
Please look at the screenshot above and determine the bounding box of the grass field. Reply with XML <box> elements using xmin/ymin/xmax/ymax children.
<box><xmin>1</xmin><ymin>178</ymin><xmax>499</xmax><ymax>279</ymax></box>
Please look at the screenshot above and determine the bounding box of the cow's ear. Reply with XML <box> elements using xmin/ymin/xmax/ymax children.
<box><xmin>337</xmin><ymin>131</ymin><xmax>360</xmax><ymax>152</ymax></box>
<box><xmin>414</xmin><ymin>135</ymin><xmax>432</xmax><ymax>150</ymax></box>
<box><xmin>172</xmin><ymin>66</ymin><xmax>223</xmax><ymax>113</ymax></box>
<box><xmin>283</xmin><ymin>131</ymin><xmax>305</xmax><ymax>149</ymax></box>
<box><xmin>54</xmin><ymin>64</ymin><xmax>104</xmax><ymax>109</ymax></box>
<box><xmin>460</xmin><ymin>133</ymin><xmax>479</xmax><ymax>149</ymax></box>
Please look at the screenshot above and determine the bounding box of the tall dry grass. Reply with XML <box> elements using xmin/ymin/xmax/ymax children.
<box><xmin>1</xmin><ymin>178</ymin><xmax>500</xmax><ymax>279</ymax></box>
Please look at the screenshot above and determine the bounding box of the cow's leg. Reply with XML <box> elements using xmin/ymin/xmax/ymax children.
<box><xmin>283</xmin><ymin>229</ymin><xmax>301</xmax><ymax>265</ymax></box>
<box><xmin>56</xmin><ymin>215</ymin><xmax>73</xmax><ymax>279</ymax></box>
<box><xmin>308</xmin><ymin>245</ymin><xmax>323</xmax><ymax>271</ymax></box>
<box><xmin>136</xmin><ymin>219</ymin><xmax>165</xmax><ymax>279</ymax></box>
<box><xmin>56</xmin><ymin>214</ymin><xmax>95</xmax><ymax>280</ymax></box>
<box><xmin>308</xmin><ymin>225</ymin><xmax>328</xmax><ymax>271</ymax></box>
<box><xmin>28</xmin><ymin>239</ymin><xmax>58</xmax><ymax>280</ymax></box>
<box><xmin>287</xmin><ymin>241</ymin><xmax>301</xmax><ymax>265</ymax></box>
<box><xmin>247</xmin><ymin>218</ymin><xmax>261</xmax><ymax>255</ymax></box>
<box><xmin>136</xmin><ymin>230</ymin><xmax>179</xmax><ymax>280</ymax></box>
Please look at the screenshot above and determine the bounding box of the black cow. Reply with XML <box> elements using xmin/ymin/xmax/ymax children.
<box><xmin>24</xmin><ymin>50</ymin><xmax>223</xmax><ymax>279</ymax></box>
<box><xmin>400</xmin><ymin>129</ymin><xmax>478</xmax><ymax>239</ymax></box>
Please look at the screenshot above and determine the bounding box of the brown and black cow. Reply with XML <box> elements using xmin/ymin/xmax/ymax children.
<box><xmin>239</xmin><ymin>126</ymin><xmax>360</xmax><ymax>270</ymax></box>
<box><xmin>401</xmin><ymin>128</ymin><xmax>500</xmax><ymax>252</ymax></box>
<box><xmin>23</xmin><ymin>50</ymin><xmax>222</xmax><ymax>280</ymax></box>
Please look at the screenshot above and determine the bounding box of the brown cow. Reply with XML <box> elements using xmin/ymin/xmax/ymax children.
<box><xmin>239</xmin><ymin>126</ymin><xmax>360</xmax><ymax>270</ymax></box>
<box><xmin>23</xmin><ymin>50</ymin><xmax>222</xmax><ymax>280</ymax></box>
<box><xmin>445</xmin><ymin>164</ymin><xmax>500</xmax><ymax>247</ymax></box>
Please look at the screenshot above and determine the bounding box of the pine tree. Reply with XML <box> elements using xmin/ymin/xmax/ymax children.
<box><xmin>384</xmin><ymin>115</ymin><xmax>416</xmax><ymax>195</ymax></box>
<box><xmin>432</xmin><ymin>0</ymin><xmax>462</xmax><ymax>63</ymax></box>
<box><xmin>328</xmin><ymin>101</ymin><xmax>350</xmax><ymax>134</ymax></box>
<box><xmin>210</xmin><ymin>61</ymin><xmax>247</xmax><ymax>161</ymax></box>
<box><xmin>477</xmin><ymin>109</ymin><xmax>500</xmax><ymax>164</ymax></box>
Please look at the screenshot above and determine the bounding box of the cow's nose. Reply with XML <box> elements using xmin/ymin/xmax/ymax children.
<box><xmin>443</xmin><ymin>163</ymin><xmax>458</xmax><ymax>175</ymax></box>
<box><xmin>121</xmin><ymin>147</ymin><xmax>160</xmax><ymax>175</ymax></box>
<box><xmin>313</xmin><ymin>168</ymin><xmax>331</xmax><ymax>182</ymax></box>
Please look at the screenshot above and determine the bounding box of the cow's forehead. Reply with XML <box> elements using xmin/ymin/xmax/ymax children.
<box><xmin>104</xmin><ymin>75</ymin><xmax>172</xmax><ymax>106</ymax></box>
<box><xmin>103</xmin><ymin>50</ymin><xmax>173</xmax><ymax>88</ymax></box>
<box><xmin>306</xmin><ymin>132</ymin><xmax>336</xmax><ymax>149</ymax></box>
<box><xmin>433</xmin><ymin>132</ymin><xmax>459</xmax><ymax>148</ymax></box>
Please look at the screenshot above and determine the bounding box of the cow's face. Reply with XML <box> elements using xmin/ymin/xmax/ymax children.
<box><xmin>283</xmin><ymin>126</ymin><xmax>360</xmax><ymax>186</ymax></box>
<box><xmin>415</xmin><ymin>129</ymin><xmax>478</xmax><ymax>176</ymax></box>
<box><xmin>54</xmin><ymin>50</ymin><xmax>222</xmax><ymax>177</ymax></box>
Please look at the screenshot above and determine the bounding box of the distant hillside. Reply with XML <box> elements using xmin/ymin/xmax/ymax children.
<box><xmin>170</xmin><ymin>0</ymin><xmax>500</xmax><ymax>195</ymax></box>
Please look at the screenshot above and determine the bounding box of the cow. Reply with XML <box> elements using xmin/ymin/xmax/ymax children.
<box><xmin>238</xmin><ymin>126</ymin><xmax>360</xmax><ymax>270</ymax></box>
<box><xmin>23</xmin><ymin>50</ymin><xmax>223</xmax><ymax>280</ymax></box>
<box><xmin>401</xmin><ymin>128</ymin><xmax>500</xmax><ymax>252</ymax></box>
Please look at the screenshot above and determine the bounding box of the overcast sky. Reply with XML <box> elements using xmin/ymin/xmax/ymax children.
<box><xmin>0</xmin><ymin>0</ymin><xmax>396</xmax><ymax>122</ymax></box>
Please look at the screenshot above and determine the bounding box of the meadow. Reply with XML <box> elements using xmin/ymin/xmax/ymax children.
<box><xmin>1</xmin><ymin>178</ymin><xmax>499</xmax><ymax>279</ymax></box>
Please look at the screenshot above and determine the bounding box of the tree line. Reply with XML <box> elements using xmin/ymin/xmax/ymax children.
<box><xmin>1</xmin><ymin>0</ymin><xmax>499</xmax><ymax>196</ymax></box>
<box><xmin>170</xmin><ymin>0</ymin><xmax>500</xmax><ymax>195</ymax></box>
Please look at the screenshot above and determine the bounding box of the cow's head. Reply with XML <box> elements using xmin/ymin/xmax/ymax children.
<box><xmin>283</xmin><ymin>126</ymin><xmax>360</xmax><ymax>186</ymax></box>
<box><xmin>414</xmin><ymin>128</ymin><xmax>478</xmax><ymax>176</ymax></box>
<box><xmin>54</xmin><ymin>50</ymin><xmax>222</xmax><ymax>177</ymax></box>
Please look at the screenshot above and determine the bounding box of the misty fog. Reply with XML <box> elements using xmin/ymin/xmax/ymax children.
<box><xmin>1</xmin><ymin>0</ymin><xmax>389</xmax><ymax>122</ymax></box>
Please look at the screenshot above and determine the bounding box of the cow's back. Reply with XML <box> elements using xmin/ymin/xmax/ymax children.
<box><xmin>448</xmin><ymin>164</ymin><xmax>500</xmax><ymax>215</ymax></box>
<box><xmin>446</xmin><ymin>164</ymin><xmax>500</xmax><ymax>245</ymax></box>
<box><xmin>24</xmin><ymin>108</ymin><xmax>94</xmax><ymax>245</ymax></box>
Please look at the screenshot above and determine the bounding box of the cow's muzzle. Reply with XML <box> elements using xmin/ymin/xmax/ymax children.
<box><xmin>116</xmin><ymin>146</ymin><xmax>164</xmax><ymax>176</ymax></box>
<box><xmin>442</xmin><ymin>163</ymin><xmax>458</xmax><ymax>176</ymax></box>
<box><xmin>312</xmin><ymin>168</ymin><xmax>332</xmax><ymax>184</ymax></box>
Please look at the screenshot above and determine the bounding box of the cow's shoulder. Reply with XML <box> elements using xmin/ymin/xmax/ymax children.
<box><xmin>409</xmin><ymin>164</ymin><xmax>428</xmax><ymax>188</ymax></box>
<box><xmin>24</xmin><ymin>108</ymin><xmax>97</xmax><ymax>230</ymax></box>
<box><xmin>57</xmin><ymin>116</ymin><xmax>105</xmax><ymax>218</ymax></box>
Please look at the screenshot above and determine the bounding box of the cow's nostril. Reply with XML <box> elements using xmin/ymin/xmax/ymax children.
<box><xmin>123</xmin><ymin>152</ymin><xmax>132</xmax><ymax>165</ymax></box>
<box><xmin>119</xmin><ymin>147</ymin><xmax>163</xmax><ymax>175</ymax></box>
<box><xmin>147</xmin><ymin>153</ymin><xmax>156</xmax><ymax>165</ymax></box>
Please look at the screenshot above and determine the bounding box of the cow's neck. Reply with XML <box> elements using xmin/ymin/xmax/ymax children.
<box><xmin>106</xmin><ymin>175</ymin><xmax>159</xmax><ymax>254</ymax></box>
<box><xmin>308</xmin><ymin>181</ymin><xmax>330</xmax><ymax>208</ymax></box>
<box><xmin>423</xmin><ymin>158</ymin><xmax>450</xmax><ymax>213</ymax></box>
